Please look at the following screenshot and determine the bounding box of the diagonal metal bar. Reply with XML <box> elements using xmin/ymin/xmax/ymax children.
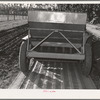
<box><xmin>30</xmin><ymin>31</ymin><xmax>55</xmax><ymax>51</ymax></box>
<box><xmin>59</xmin><ymin>31</ymin><xmax>82</xmax><ymax>54</ymax></box>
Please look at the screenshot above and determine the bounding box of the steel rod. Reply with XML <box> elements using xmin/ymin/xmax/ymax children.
<box><xmin>82</xmin><ymin>32</ymin><xmax>85</xmax><ymax>54</ymax></box>
<box><xmin>27</xmin><ymin>29</ymin><xmax>30</xmax><ymax>51</ymax></box>
<box><xmin>59</xmin><ymin>31</ymin><xmax>82</xmax><ymax>54</ymax></box>
<box><xmin>30</xmin><ymin>31</ymin><xmax>55</xmax><ymax>51</ymax></box>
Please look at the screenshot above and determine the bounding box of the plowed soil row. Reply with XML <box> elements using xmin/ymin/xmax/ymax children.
<box><xmin>0</xmin><ymin>25</ymin><xmax>28</xmax><ymax>88</ymax></box>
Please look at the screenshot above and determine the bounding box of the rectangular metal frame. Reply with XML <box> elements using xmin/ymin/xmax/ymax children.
<box><xmin>26</xmin><ymin>28</ymin><xmax>85</xmax><ymax>60</ymax></box>
<box><xmin>26</xmin><ymin>11</ymin><xmax>87</xmax><ymax>60</ymax></box>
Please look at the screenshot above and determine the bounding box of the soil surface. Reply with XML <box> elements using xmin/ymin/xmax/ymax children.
<box><xmin>0</xmin><ymin>25</ymin><xmax>27</xmax><ymax>89</ymax></box>
<box><xmin>0</xmin><ymin>51</ymin><xmax>19</xmax><ymax>89</ymax></box>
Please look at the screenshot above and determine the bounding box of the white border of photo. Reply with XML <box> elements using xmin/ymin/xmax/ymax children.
<box><xmin>0</xmin><ymin>1</ymin><xmax>100</xmax><ymax>99</ymax></box>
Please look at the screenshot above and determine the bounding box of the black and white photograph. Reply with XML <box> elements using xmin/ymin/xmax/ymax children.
<box><xmin>0</xmin><ymin>1</ymin><xmax>100</xmax><ymax>92</ymax></box>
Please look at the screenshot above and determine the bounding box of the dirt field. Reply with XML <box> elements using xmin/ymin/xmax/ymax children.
<box><xmin>0</xmin><ymin>25</ymin><xmax>28</xmax><ymax>88</ymax></box>
<box><xmin>0</xmin><ymin>15</ymin><xmax>27</xmax><ymax>22</ymax></box>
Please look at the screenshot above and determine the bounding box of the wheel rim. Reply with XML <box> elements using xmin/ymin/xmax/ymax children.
<box><xmin>19</xmin><ymin>41</ymin><xmax>30</xmax><ymax>76</ymax></box>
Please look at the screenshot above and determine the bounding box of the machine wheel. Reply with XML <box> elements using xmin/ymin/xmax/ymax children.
<box><xmin>19</xmin><ymin>41</ymin><xmax>30</xmax><ymax>76</ymax></box>
<box><xmin>82</xmin><ymin>43</ymin><xmax>92</xmax><ymax>76</ymax></box>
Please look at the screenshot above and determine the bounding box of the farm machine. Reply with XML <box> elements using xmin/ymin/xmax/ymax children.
<box><xmin>19</xmin><ymin>11</ymin><xmax>95</xmax><ymax>89</ymax></box>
